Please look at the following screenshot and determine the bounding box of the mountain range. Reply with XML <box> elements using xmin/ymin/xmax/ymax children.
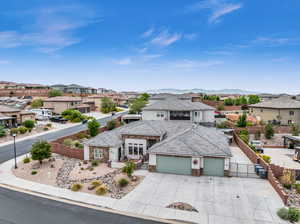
<box><xmin>145</xmin><ymin>88</ymin><xmax>259</xmax><ymax>95</ymax></box>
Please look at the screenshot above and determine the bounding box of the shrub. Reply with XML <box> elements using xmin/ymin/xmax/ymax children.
<box><xmin>74</xmin><ymin>141</ymin><xmax>83</xmax><ymax>149</ymax></box>
<box><xmin>118</xmin><ymin>178</ymin><xmax>129</xmax><ymax>187</ymax></box>
<box><xmin>83</xmin><ymin>160</ymin><xmax>88</xmax><ymax>164</ymax></box>
<box><xmin>23</xmin><ymin>157</ymin><xmax>31</xmax><ymax>164</ymax></box>
<box><xmin>63</xmin><ymin>138</ymin><xmax>73</xmax><ymax>147</ymax></box>
<box><xmin>283</xmin><ymin>183</ymin><xmax>292</xmax><ymax>189</ymax></box>
<box><xmin>0</xmin><ymin>125</ymin><xmax>6</xmax><ymax>137</ymax></box>
<box><xmin>46</xmin><ymin>123</ymin><xmax>52</xmax><ymax>127</ymax></box>
<box><xmin>71</xmin><ymin>183</ymin><xmax>82</xmax><ymax>192</ymax></box>
<box><xmin>236</xmin><ymin>113</ymin><xmax>247</xmax><ymax>127</ymax></box>
<box><xmin>30</xmin><ymin>140</ymin><xmax>52</xmax><ymax>164</ymax></box>
<box><xmin>239</xmin><ymin>134</ymin><xmax>249</xmax><ymax>144</ymax></box>
<box><xmin>23</xmin><ymin>120</ymin><xmax>35</xmax><ymax>129</ymax></box>
<box><xmin>288</xmin><ymin>207</ymin><xmax>300</xmax><ymax>222</ymax></box>
<box><xmin>259</xmin><ymin>154</ymin><xmax>271</xmax><ymax>164</ymax></box>
<box><xmin>106</xmin><ymin>120</ymin><xmax>116</xmax><ymax>130</ymax></box>
<box><xmin>295</xmin><ymin>184</ymin><xmax>300</xmax><ymax>194</ymax></box>
<box><xmin>43</xmin><ymin>127</ymin><xmax>49</xmax><ymax>131</ymax></box>
<box><xmin>101</xmin><ymin>97</ymin><xmax>116</xmax><ymax>113</ymax></box>
<box><xmin>91</xmin><ymin>181</ymin><xmax>101</xmax><ymax>187</ymax></box>
<box><xmin>277</xmin><ymin>208</ymin><xmax>289</xmax><ymax>220</ymax></box>
<box><xmin>216</xmin><ymin>122</ymin><xmax>230</xmax><ymax>129</ymax></box>
<box><xmin>254</xmin><ymin>131</ymin><xmax>261</xmax><ymax>140</ymax></box>
<box><xmin>291</xmin><ymin>125</ymin><xmax>300</xmax><ymax>136</ymax></box>
<box><xmin>77</xmin><ymin>133</ymin><xmax>89</xmax><ymax>139</ymax></box>
<box><xmin>88</xmin><ymin>119</ymin><xmax>100</xmax><ymax>137</ymax></box>
<box><xmin>265</xmin><ymin>123</ymin><xmax>274</xmax><ymax>139</ymax></box>
<box><xmin>62</xmin><ymin>109</ymin><xmax>84</xmax><ymax>123</ymax></box>
<box><xmin>217</xmin><ymin>104</ymin><xmax>225</xmax><ymax>111</ymax></box>
<box><xmin>31</xmin><ymin>170</ymin><xmax>37</xmax><ymax>175</ymax></box>
<box><xmin>18</xmin><ymin>126</ymin><xmax>28</xmax><ymax>134</ymax></box>
<box><xmin>31</xmin><ymin>99</ymin><xmax>43</xmax><ymax>108</ymax></box>
<box><xmin>280</xmin><ymin>169</ymin><xmax>295</xmax><ymax>187</ymax></box>
<box><xmin>95</xmin><ymin>185</ymin><xmax>107</xmax><ymax>195</ymax></box>
<box><xmin>91</xmin><ymin>160</ymin><xmax>99</xmax><ymax>167</ymax></box>
<box><xmin>48</xmin><ymin>89</ymin><xmax>63</xmax><ymax>97</ymax></box>
<box><xmin>10</xmin><ymin>128</ymin><xmax>18</xmax><ymax>135</ymax></box>
<box><xmin>239</xmin><ymin>129</ymin><xmax>249</xmax><ymax>136</ymax></box>
<box><xmin>122</xmin><ymin>162</ymin><xmax>135</xmax><ymax>177</ymax></box>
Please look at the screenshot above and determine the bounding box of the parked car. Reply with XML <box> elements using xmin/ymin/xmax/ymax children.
<box><xmin>49</xmin><ymin>116</ymin><xmax>68</xmax><ymax>124</ymax></box>
<box><xmin>250</xmin><ymin>140</ymin><xmax>264</xmax><ymax>153</ymax></box>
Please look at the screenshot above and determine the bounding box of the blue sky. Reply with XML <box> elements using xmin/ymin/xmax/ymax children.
<box><xmin>0</xmin><ymin>0</ymin><xmax>300</xmax><ymax>93</ymax></box>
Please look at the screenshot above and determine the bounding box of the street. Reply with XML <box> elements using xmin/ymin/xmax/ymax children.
<box><xmin>0</xmin><ymin>187</ymin><xmax>164</xmax><ymax>224</ymax></box>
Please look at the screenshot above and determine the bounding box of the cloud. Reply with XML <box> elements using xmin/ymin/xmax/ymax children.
<box><xmin>0</xmin><ymin>4</ymin><xmax>100</xmax><ymax>53</ymax></box>
<box><xmin>186</xmin><ymin>0</ymin><xmax>242</xmax><ymax>24</ymax></box>
<box><xmin>184</xmin><ymin>33</ymin><xmax>198</xmax><ymax>40</ymax></box>
<box><xmin>173</xmin><ymin>59</ymin><xmax>223</xmax><ymax>69</ymax></box>
<box><xmin>114</xmin><ymin>57</ymin><xmax>132</xmax><ymax>65</ymax></box>
<box><xmin>150</xmin><ymin>29</ymin><xmax>182</xmax><ymax>47</ymax></box>
<box><xmin>0</xmin><ymin>60</ymin><xmax>10</xmax><ymax>64</ymax></box>
<box><xmin>142</xmin><ymin>54</ymin><xmax>163</xmax><ymax>60</ymax></box>
<box><xmin>141</xmin><ymin>27</ymin><xmax>155</xmax><ymax>38</ymax></box>
<box><xmin>254</xmin><ymin>37</ymin><xmax>290</xmax><ymax>45</ymax></box>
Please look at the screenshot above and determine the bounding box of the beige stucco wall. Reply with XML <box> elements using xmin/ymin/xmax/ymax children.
<box><xmin>250</xmin><ymin>107</ymin><xmax>300</xmax><ymax>125</ymax></box>
<box><xmin>43</xmin><ymin>101</ymin><xmax>81</xmax><ymax>114</ymax></box>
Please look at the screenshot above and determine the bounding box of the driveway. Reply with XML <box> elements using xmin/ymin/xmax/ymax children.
<box><xmin>230</xmin><ymin>145</ymin><xmax>252</xmax><ymax>164</ymax></box>
<box><xmin>114</xmin><ymin>172</ymin><xmax>287</xmax><ymax>224</ymax></box>
<box><xmin>264</xmin><ymin>147</ymin><xmax>300</xmax><ymax>169</ymax></box>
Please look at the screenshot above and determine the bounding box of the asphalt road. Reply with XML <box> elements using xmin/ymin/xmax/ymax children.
<box><xmin>0</xmin><ymin>112</ymin><xmax>127</xmax><ymax>163</ymax></box>
<box><xmin>0</xmin><ymin>187</ymin><xmax>164</xmax><ymax>224</ymax></box>
<box><xmin>0</xmin><ymin>111</ymin><xmax>164</xmax><ymax>224</ymax></box>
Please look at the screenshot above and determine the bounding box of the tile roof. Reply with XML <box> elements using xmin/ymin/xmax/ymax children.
<box><xmin>249</xmin><ymin>97</ymin><xmax>300</xmax><ymax>109</ymax></box>
<box><xmin>149</xmin><ymin>125</ymin><xmax>232</xmax><ymax>157</ymax></box>
<box><xmin>44</xmin><ymin>96</ymin><xmax>82</xmax><ymax>102</ymax></box>
<box><xmin>143</xmin><ymin>99</ymin><xmax>215</xmax><ymax>111</ymax></box>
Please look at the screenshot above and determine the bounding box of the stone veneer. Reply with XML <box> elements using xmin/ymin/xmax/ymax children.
<box><xmin>89</xmin><ymin>146</ymin><xmax>109</xmax><ymax>162</ymax></box>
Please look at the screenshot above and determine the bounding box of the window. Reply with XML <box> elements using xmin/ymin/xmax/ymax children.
<box><xmin>139</xmin><ymin>144</ymin><xmax>143</xmax><ymax>155</ymax></box>
<box><xmin>194</xmin><ymin>112</ymin><xmax>198</xmax><ymax>117</ymax></box>
<box><xmin>128</xmin><ymin>143</ymin><xmax>133</xmax><ymax>155</ymax></box>
<box><xmin>288</xmin><ymin>120</ymin><xmax>293</xmax><ymax>125</ymax></box>
<box><xmin>290</xmin><ymin>111</ymin><xmax>295</xmax><ymax>116</ymax></box>
<box><xmin>134</xmin><ymin>144</ymin><xmax>138</xmax><ymax>155</ymax></box>
<box><xmin>156</xmin><ymin>112</ymin><xmax>164</xmax><ymax>117</ymax></box>
<box><xmin>94</xmin><ymin>149</ymin><xmax>103</xmax><ymax>159</ymax></box>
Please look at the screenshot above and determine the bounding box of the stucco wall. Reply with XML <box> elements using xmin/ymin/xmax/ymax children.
<box><xmin>142</xmin><ymin>110</ymin><xmax>167</xmax><ymax>120</ymax></box>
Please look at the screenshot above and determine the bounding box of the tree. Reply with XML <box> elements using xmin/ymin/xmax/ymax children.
<box><xmin>62</xmin><ymin>109</ymin><xmax>84</xmax><ymax>122</ymax></box>
<box><xmin>236</xmin><ymin>113</ymin><xmax>247</xmax><ymax>127</ymax></box>
<box><xmin>224</xmin><ymin>98</ymin><xmax>234</xmax><ymax>106</ymax></box>
<box><xmin>0</xmin><ymin>125</ymin><xmax>6</xmax><ymax>137</ymax></box>
<box><xmin>48</xmin><ymin>89</ymin><xmax>63</xmax><ymax>97</ymax></box>
<box><xmin>88</xmin><ymin>119</ymin><xmax>100</xmax><ymax>137</ymax></box>
<box><xmin>265</xmin><ymin>123</ymin><xmax>274</xmax><ymax>139</ymax></box>
<box><xmin>240</xmin><ymin>96</ymin><xmax>248</xmax><ymax>105</ymax></box>
<box><xmin>129</xmin><ymin>99</ymin><xmax>147</xmax><ymax>114</ymax></box>
<box><xmin>217</xmin><ymin>104</ymin><xmax>225</xmax><ymax>111</ymax></box>
<box><xmin>101</xmin><ymin>97</ymin><xmax>116</xmax><ymax>113</ymax></box>
<box><xmin>30</xmin><ymin>141</ymin><xmax>52</xmax><ymax>164</ymax></box>
<box><xmin>291</xmin><ymin>125</ymin><xmax>300</xmax><ymax>136</ymax></box>
<box><xmin>106</xmin><ymin>120</ymin><xmax>116</xmax><ymax>130</ymax></box>
<box><xmin>23</xmin><ymin>120</ymin><xmax>35</xmax><ymax>129</ymax></box>
<box><xmin>234</xmin><ymin>98</ymin><xmax>241</xmax><ymax>106</ymax></box>
<box><xmin>122</xmin><ymin>162</ymin><xmax>135</xmax><ymax>177</ymax></box>
<box><xmin>248</xmin><ymin>95</ymin><xmax>260</xmax><ymax>104</ymax></box>
<box><xmin>31</xmin><ymin>99</ymin><xmax>43</xmax><ymax>108</ymax></box>
<box><xmin>139</xmin><ymin>93</ymin><xmax>150</xmax><ymax>102</ymax></box>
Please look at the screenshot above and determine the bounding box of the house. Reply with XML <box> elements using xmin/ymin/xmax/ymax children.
<box><xmin>43</xmin><ymin>96</ymin><xmax>91</xmax><ymax>114</ymax></box>
<box><xmin>148</xmin><ymin>93</ymin><xmax>191</xmax><ymax>105</ymax></box>
<box><xmin>27</xmin><ymin>108</ymin><xmax>53</xmax><ymax>120</ymax></box>
<box><xmin>142</xmin><ymin>99</ymin><xmax>215</xmax><ymax>125</ymax></box>
<box><xmin>249</xmin><ymin>97</ymin><xmax>300</xmax><ymax>125</ymax></box>
<box><xmin>83</xmin><ymin>120</ymin><xmax>231</xmax><ymax>176</ymax></box>
<box><xmin>0</xmin><ymin>105</ymin><xmax>35</xmax><ymax>127</ymax></box>
<box><xmin>51</xmin><ymin>84</ymin><xmax>97</xmax><ymax>95</ymax></box>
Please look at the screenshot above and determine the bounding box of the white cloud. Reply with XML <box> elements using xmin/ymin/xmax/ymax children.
<box><xmin>141</xmin><ymin>27</ymin><xmax>155</xmax><ymax>38</ymax></box>
<box><xmin>0</xmin><ymin>31</ymin><xmax>22</xmax><ymax>48</ymax></box>
<box><xmin>184</xmin><ymin>33</ymin><xmax>198</xmax><ymax>40</ymax></box>
<box><xmin>186</xmin><ymin>0</ymin><xmax>242</xmax><ymax>24</ymax></box>
<box><xmin>114</xmin><ymin>57</ymin><xmax>132</xmax><ymax>65</ymax></box>
<box><xmin>173</xmin><ymin>59</ymin><xmax>223</xmax><ymax>69</ymax></box>
<box><xmin>142</xmin><ymin>54</ymin><xmax>163</xmax><ymax>60</ymax></box>
<box><xmin>255</xmin><ymin>37</ymin><xmax>290</xmax><ymax>45</ymax></box>
<box><xmin>150</xmin><ymin>29</ymin><xmax>182</xmax><ymax>47</ymax></box>
<box><xmin>0</xmin><ymin>60</ymin><xmax>10</xmax><ymax>64</ymax></box>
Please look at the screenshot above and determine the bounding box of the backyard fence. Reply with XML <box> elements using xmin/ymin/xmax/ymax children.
<box><xmin>229</xmin><ymin>162</ymin><xmax>258</xmax><ymax>178</ymax></box>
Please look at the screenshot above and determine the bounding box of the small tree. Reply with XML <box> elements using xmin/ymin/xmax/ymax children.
<box><xmin>217</xmin><ymin>104</ymin><xmax>225</xmax><ymax>111</ymax></box>
<box><xmin>48</xmin><ymin>89</ymin><xmax>63</xmax><ymax>97</ymax></box>
<box><xmin>30</xmin><ymin>141</ymin><xmax>52</xmax><ymax>164</ymax></box>
<box><xmin>88</xmin><ymin>119</ymin><xmax>100</xmax><ymax>137</ymax></box>
<box><xmin>31</xmin><ymin>99</ymin><xmax>43</xmax><ymax>108</ymax></box>
<box><xmin>101</xmin><ymin>97</ymin><xmax>116</xmax><ymax>113</ymax></box>
<box><xmin>0</xmin><ymin>125</ymin><xmax>6</xmax><ymax>137</ymax></box>
<box><xmin>236</xmin><ymin>113</ymin><xmax>247</xmax><ymax>127</ymax></box>
<box><xmin>23</xmin><ymin>120</ymin><xmax>35</xmax><ymax>129</ymax></box>
<box><xmin>265</xmin><ymin>123</ymin><xmax>274</xmax><ymax>139</ymax></box>
<box><xmin>122</xmin><ymin>162</ymin><xmax>135</xmax><ymax>177</ymax></box>
<box><xmin>291</xmin><ymin>125</ymin><xmax>300</xmax><ymax>136</ymax></box>
<box><xmin>106</xmin><ymin>120</ymin><xmax>116</xmax><ymax>130</ymax></box>
<box><xmin>129</xmin><ymin>99</ymin><xmax>147</xmax><ymax>114</ymax></box>
<box><xmin>224</xmin><ymin>98</ymin><xmax>234</xmax><ymax>106</ymax></box>
<box><xmin>139</xmin><ymin>93</ymin><xmax>150</xmax><ymax>102</ymax></box>
<box><xmin>248</xmin><ymin>95</ymin><xmax>260</xmax><ymax>104</ymax></box>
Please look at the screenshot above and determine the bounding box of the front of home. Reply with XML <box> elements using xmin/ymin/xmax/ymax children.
<box><xmin>142</xmin><ymin>99</ymin><xmax>215</xmax><ymax>125</ymax></box>
<box><xmin>84</xmin><ymin>120</ymin><xmax>231</xmax><ymax>177</ymax></box>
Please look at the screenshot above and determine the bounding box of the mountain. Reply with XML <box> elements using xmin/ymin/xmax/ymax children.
<box><xmin>145</xmin><ymin>88</ymin><xmax>259</xmax><ymax>95</ymax></box>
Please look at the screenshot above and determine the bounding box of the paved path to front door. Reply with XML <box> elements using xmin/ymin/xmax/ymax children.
<box><xmin>114</xmin><ymin>172</ymin><xmax>288</xmax><ymax>223</ymax></box>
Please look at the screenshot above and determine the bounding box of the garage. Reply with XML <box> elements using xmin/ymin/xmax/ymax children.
<box><xmin>203</xmin><ymin>158</ymin><xmax>224</xmax><ymax>177</ymax></box>
<box><xmin>156</xmin><ymin>155</ymin><xmax>191</xmax><ymax>175</ymax></box>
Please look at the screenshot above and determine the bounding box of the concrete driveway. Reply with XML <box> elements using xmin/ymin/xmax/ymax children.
<box><xmin>114</xmin><ymin>172</ymin><xmax>288</xmax><ymax>224</ymax></box>
<box><xmin>264</xmin><ymin>148</ymin><xmax>300</xmax><ymax>169</ymax></box>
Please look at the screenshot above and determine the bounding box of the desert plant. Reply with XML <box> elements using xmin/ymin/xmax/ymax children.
<box><xmin>63</xmin><ymin>138</ymin><xmax>74</xmax><ymax>147</ymax></box>
<box><xmin>236</xmin><ymin>113</ymin><xmax>247</xmax><ymax>127</ymax></box>
<box><xmin>95</xmin><ymin>185</ymin><xmax>107</xmax><ymax>195</ymax></box>
<box><xmin>106</xmin><ymin>120</ymin><xmax>116</xmax><ymax>130</ymax></box>
<box><xmin>91</xmin><ymin>160</ymin><xmax>99</xmax><ymax>167</ymax></box>
<box><xmin>280</xmin><ymin>169</ymin><xmax>295</xmax><ymax>187</ymax></box>
<box><xmin>46</xmin><ymin>123</ymin><xmax>52</xmax><ymax>127</ymax></box>
<box><xmin>43</xmin><ymin>127</ymin><xmax>49</xmax><ymax>131</ymax></box>
<box><xmin>30</xmin><ymin>140</ymin><xmax>52</xmax><ymax>164</ymax></box>
<box><xmin>71</xmin><ymin>183</ymin><xmax>82</xmax><ymax>192</ymax></box>
<box><xmin>91</xmin><ymin>181</ymin><xmax>101</xmax><ymax>187</ymax></box>
<box><xmin>217</xmin><ymin>104</ymin><xmax>225</xmax><ymax>111</ymax></box>
<box><xmin>277</xmin><ymin>208</ymin><xmax>289</xmax><ymax>220</ymax></box>
<box><xmin>10</xmin><ymin>128</ymin><xmax>18</xmax><ymax>135</ymax></box>
<box><xmin>23</xmin><ymin>120</ymin><xmax>35</xmax><ymax>129</ymax></box>
<box><xmin>122</xmin><ymin>162</ymin><xmax>135</xmax><ymax>177</ymax></box>
<box><xmin>239</xmin><ymin>134</ymin><xmax>249</xmax><ymax>144</ymax></box>
<box><xmin>294</xmin><ymin>184</ymin><xmax>300</xmax><ymax>194</ymax></box>
<box><xmin>118</xmin><ymin>178</ymin><xmax>129</xmax><ymax>188</ymax></box>
<box><xmin>48</xmin><ymin>89</ymin><xmax>63</xmax><ymax>97</ymax></box>
<box><xmin>288</xmin><ymin>207</ymin><xmax>300</xmax><ymax>222</ymax></box>
<box><xmin>259</xmin><ymin>154</ymin><xmax>271</xmax><ymax>164</ymax></box>
<box><xmin>88</xmin><ymin>119</ymin><xmax>100</xmax><ymax>137</ymax></box>
<box><xmin>31</xmin><ymin>99</ymin><xmax>43</xmax><ymax>108</ymax></box>
<box><xmin>23</xmin><ymin>157</ymin><xmax>31</xmax><ymax>164</ymax></box>
<box><xmin>291</xmin><ymin>125</ymin><xmax>300</xmax><ymax>136</ymax></box>
<box><xmin>18</xmin><ymin>126</ymin><xmax>28</xmax><ymax>134</ymax></box>
<box><xmin>31</xmin><ymin>170</ymin><xmax>37</xmax><ymax>175</ymax></box>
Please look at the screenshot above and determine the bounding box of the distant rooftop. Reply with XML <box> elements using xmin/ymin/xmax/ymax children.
<box><xmin>249</xmin><ymin>97</ymin><xmax>300</xmax><ymax>109</ymax></box>
<box><xmin>44</xmin><ymin>96</ymin><xmax>82</xmax><ymax>102</ymax></box>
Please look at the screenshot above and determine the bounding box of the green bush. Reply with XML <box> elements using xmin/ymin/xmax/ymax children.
<box><xmin>88</xmin><ymin>119</ymin><xmax>100</xmax><ymax>137</ymax></box>
<box><xmin>283</xmin><ymin>183</ymin><xmax>292</xmax><ymax>189</ymax></box>
<box><xmin>23</xmin><ymin>157</ymin><xmax>31</xmax><ymax>164</ymax></box>
<box><xmin>62</xmin><ymin>109</ymin><xmax>84</xmax><ymax>123</ymax></box>
<box><xmin>91</xmin><ymin>160</ymin><xmax>99</xmax><ymax>167</ymax></box>
<box><xmin>71</xmin><ymin>183</ymin><xmax>82</xmax><ymax>192</ymax></box>
<box><xmin>106</xmin><ymin>120</ymin><xmax>116</xmax><ymax>130</ymax></box>
<box><xmin>288</xmin><ymin>207</ymin><xmax>300</xmax><ymax>222</ymax></box>
<box><xmin>277</xmin><ymin>208</ymin><xmax>289</xmax><ymax>220</ymax></box>
<box><xmin>43</xmin><ymin>127</ymin><xmax>49</xmax><ymax>131</ymax></box>
<box><xmin>265</xmin><ymin>123</ymin><xmax>274</xmax><ymax>139</ymax></box>
<box><xmin>0</xmin><ymin>125</ymin><xmax>6</xmax><ymax>137</ymax></box>
<box><xmin>259</xmin><ymin>154</ymin><xmax>271</xmax><ymax>164</ymax></box>
<box><xmin>31</xmin><ymin>170</ymin><xmax>37</xmax><ymax>175</ymax></box>
<box><xmin>30</xmin><ymin>140</ymin><xmax>51</xmax><ymax>164</ymax></box>
<box><xmin>23</xmin><ymin>120</ymin><xmax>35</xmax><ymax>129</ymax></box>
<box><xmin>236</xmin><ymin>113</ymin><xmax>247</xmax><ymax>127</ymax></box>
<box><xmin>18</xmin><ymin>126</ymin><xmax>28</xmax><ymax>134</ymax></box>
<box><xmin>294</xmin><ymin>184</ymin><xmax>300</xmax><ymax>194</ymax></box>
<box><xmin>118</xmin><ymin>178</ymin><xmax>129</xmax><ymax>187</ymax></box>
<box><xmin>122</xmin><ymin>162</ymin><xmax>135</xmax><ymax>177</ymax></box>
<box><xmin>95</xmin><ymin>185</ymin><xmax>107</xmax><ymax>195</ymax></box>
<box><xmin>31</xmin><ymin>99</ymin><xmax>43</xmax><ymax>108</ymax></box>
<box><xmin>91</xmin><ymin>181</ymin><xmax>101</xmax><ymax>187</ymax></box>
<box><xmin>10</xmin><ymin>128</ymin><xmax>18</xmax><ymax>135</ymax></box>
<box><xmin>48</xmin><ymin>89</ymin><xmax>63</xmax><ymax>97</ymax></box>
<box><xmin>239</xmin><ymin>134</ymin><xmax>249</xmax><ymax>144</ymax></box>
<box><xmin>46</xmin><ymin>123</ymin><xmax>52</xmax><ymax>127</ymax></box>
<box><xmin>63</xmin><ymin>138</ymin><xmax>73</xmax><ymax>147</ymax></box>
<box><xmin>239</xmin><ymin>129</ymin><xmax>249</xmax><ymax>136</ymax></box>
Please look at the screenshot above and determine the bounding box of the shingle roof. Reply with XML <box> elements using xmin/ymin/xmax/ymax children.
<box><xmin>249</xmin><ymin>97</ymin><xmax>300</xmax><ymax>109</ymax></box>
<box><xmin>143</xmin><ymin>99</ymin><xmax>214</xmax><ymax>111</ymax></box>
<box><xmin>0</xmin><ymin>105</ymin><xmax>21</xmax><ymax>113</ymax></box>
<box><xmin>44</xmin><ymin>96</ymin><xmax>82</xmax><ymax>102</ymax></box>
<box><xmin>85</xmin><ymin>120</ymin><xmax>193</xmax><ymax>147</ymax></box>
<box><xmin>149</xmin><ymin>126</ymin><xmax>232</xmax><ymax>157</ymax></box>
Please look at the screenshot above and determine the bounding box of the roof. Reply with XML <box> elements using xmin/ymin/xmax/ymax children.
<box><xmin>143</xmin><ymin>99</ymin><xmax>215</xmax><ymax>111</ymax></box>
<box><xmin>149</xmin><ymin>93</ymin><xmax>191</xmax><ymax>100</ymax></box>
<box><xmin>249</xmin><ymin>97</ymin><xmax>300</xmax><ymax>109</ymax></box>
<box><xmin>0</xmin><ymin>112</ymin><xmax>13</xmax><ymax>119</ymax></box>
<box><xmin>149</xmin><ymin>125</ymin><xmax>232</xmax><ymax>157</ymax></box>
<box><xmin>85</xmin><ymin>120</ymin><xmax>193</xmax><ymax>147</ymax></box>
<box><xmin>44</xmin><ymin>96</ymin><xmax>82</xmax><ymax>102</ymax></box>
<box><xmin>0</xmin><ymin>105</ymin><xmax>21</xmax><ymax>112</ymax></box>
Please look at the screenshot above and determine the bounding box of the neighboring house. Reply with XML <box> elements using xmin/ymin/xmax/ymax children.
<box><xmin>121</xmin><ymin>114</ymin><xmax>142</xmax><ymax>124</ymax></box>
<box><xmin>142</xmin><ymin>99</ymin><xmax>215</xmax><ymax>125</ymax></box>
<box><xmin>43</xmin><ymin>96</ymin><xmax>90</xmax><ymax>114</ymax></box>
<box><xmin>148</xmin><ymin>93</ymin><xmax>191</xmax><ymax>105</ymax></box>
<box><xmin>84</xmin><ymin>120</ymin><xmax>231</xmax><ymax>177</ymax></box>
<box><xmin>86</xmin><ymin>95</ymin><xmax>105</xmax><ymax>111</ymax></box>
<box><xmin>0</xmin><ymin>105</ymin><xmax>35</xmax><ymax>127</ymax></box>
<box><xmin>51</xmin><ymin>84</ymin><xmax>97</xmax><ymax>95</ymax></box>
<box><xmin>249</xmin><ymin>97</ymin><xmax>300</xmax><ymax>125</ymax></box>
<box><xmin>27</xmin><ymin>108</ymin><xmax>53</xmax><ymax>120</ymax></box>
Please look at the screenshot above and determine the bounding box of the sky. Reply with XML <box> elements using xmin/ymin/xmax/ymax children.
<box><xmin>0</xmin><ymin>0</ymin><xmax>300</xmax><ymax>93</ymax></box>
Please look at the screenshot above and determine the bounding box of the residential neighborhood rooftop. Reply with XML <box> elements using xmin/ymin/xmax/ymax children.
<box><xmin>43</xmin><ymin>96</ymin><xmax>82</xmax><ymax>102</ymax></box>
<box><xmin>249</xmin><ymin>97</ymin><xmax>300</xmax><ymax>109</ymax></box>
